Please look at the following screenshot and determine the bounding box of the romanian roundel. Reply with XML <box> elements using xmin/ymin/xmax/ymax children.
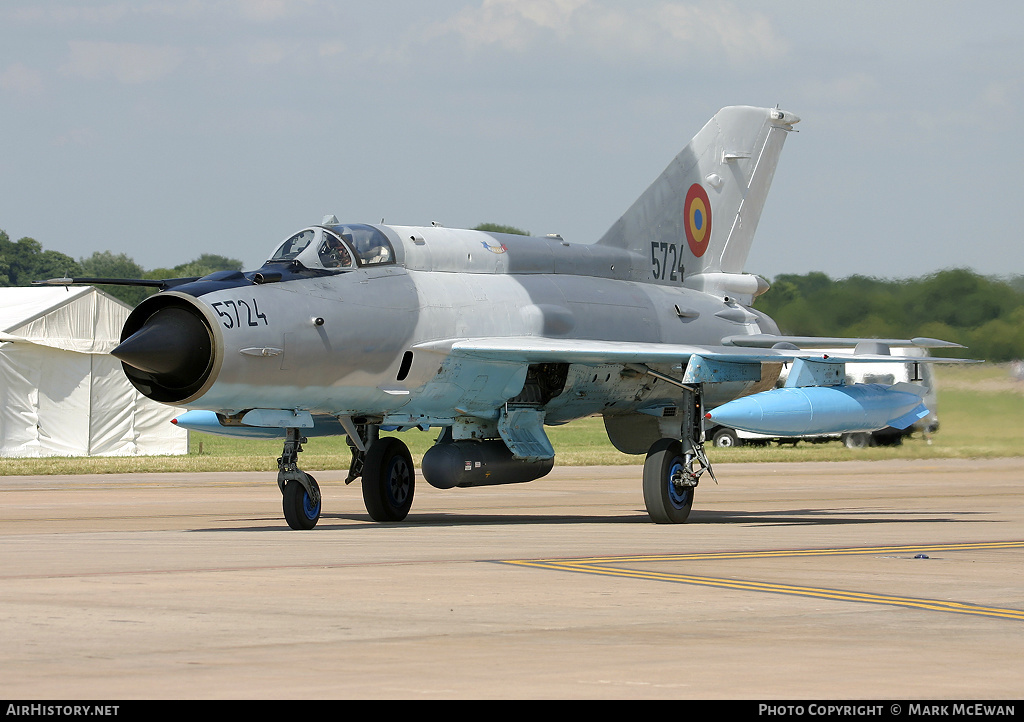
<box><xmin>683</xmin><ymin>183</ymin><xmax>712</xmax><ymax>257</ymax></box>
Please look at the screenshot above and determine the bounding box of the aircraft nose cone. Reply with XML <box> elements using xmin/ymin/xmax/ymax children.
<box><xmin>113</xmin><ymin>306</ymin><xmax>212</xmax><ymax>387</ymax></box>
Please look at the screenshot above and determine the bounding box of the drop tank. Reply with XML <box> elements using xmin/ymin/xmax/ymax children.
<box><xmin>421</xmin><ymin>440</ymin><xmax>554</xmax><ymax>489</ymax></box>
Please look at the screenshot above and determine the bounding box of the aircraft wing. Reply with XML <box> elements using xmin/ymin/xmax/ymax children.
<box><xmin>413</xmin><ymin>336</ymin><xmax>975</xmax><ymax>368</ymax></box>
<box><xmin>414</xmin><ymin>337</ymin><xmax>787</xmax><ymax>365</ymax></box>
<box><xmin>414</xmin><ymin>335</ymin><xmax>978</xmax><ymax>407</ymax></box>
<box><xmin>721</xmin><ymin>334</ymin><xmax>965</xmax><ymax>350</ymax></box>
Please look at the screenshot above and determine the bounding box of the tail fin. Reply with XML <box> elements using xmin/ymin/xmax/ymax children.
<box><xmin>598</xmin><ymin>106</ymin><xmax>799</xmax><ymax>300</ymax></box>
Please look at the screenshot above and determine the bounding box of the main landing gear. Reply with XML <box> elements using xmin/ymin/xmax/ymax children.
<box><xmin>642</xmin><ymin>438</ymin><xmax>713</xmax><ymax>523</ymax></box>
<box><xmin>641</xmin><ymin>386</ymin><xmax>715</xmax><ymax>524</ymax></box>
<box><xmin>360</xmin><ymin>437</ymin><xmax>415</xmax><ymax>522</ymax></box>
<box><xmin>277</xmin><ymin>423</ymin><xmax>416</xmax><ymax>529</ymax></box>
<box><xmin>277</xmin><ymin>391</ymin><xmax>711</xmax><ymax>528</ymax></box>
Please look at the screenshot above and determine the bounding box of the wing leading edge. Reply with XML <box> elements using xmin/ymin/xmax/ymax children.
<box><xmin>412</xmin><ymin>336</ymin><xmax>974</xmax><ymax>369</ymax></box>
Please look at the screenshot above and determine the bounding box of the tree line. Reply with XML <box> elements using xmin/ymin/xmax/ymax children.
<box><xmin>3</xmin><ymin>227</ymin><xmax>1021</xmax><ymax>360</ymax></box>
<box><xmin>0</xmin><ymin>228</ymin><xmax>242</xmax><ymax>306</ymax></box>
<box><xmin>754</xmin><ymin>270</ymin><xmax>1024</xmax><ymax>362</ymax></box>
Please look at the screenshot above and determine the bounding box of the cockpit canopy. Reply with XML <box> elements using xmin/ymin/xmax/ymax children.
<box><xmin>268</xmin><ymin>224</ymin><xmax>394</xmax><ymax>271</ymax></box>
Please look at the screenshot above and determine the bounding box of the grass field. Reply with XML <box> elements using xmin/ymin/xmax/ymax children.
<box><xmin>3</xmin><ymin>364</ymin><xmax>1021</xmax><ymax>476</ymax></box>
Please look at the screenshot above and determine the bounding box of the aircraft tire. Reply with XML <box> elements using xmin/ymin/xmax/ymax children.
<box><xmin>362</xmin><ymin>437</ymin><xmax>415</xmax><ymax>522</ymax></box>
<box><xmin>842</xmin><ymin>432</ymin><xmax>872</xmax><ymax>449</ymax></box>
<box><xmin>642</xmin><ymin>438</ymin><xmax>694</xmax><ymax>524</ymax></box>
<box><xmin>282</xmin><ymin>473</ymin><xmax>321</xmax><ymax>530</ymax></box>
<box><xmin>712</xmin><ymin>428</ymin><xmax>741</xmax><ymax>448</ymax></box>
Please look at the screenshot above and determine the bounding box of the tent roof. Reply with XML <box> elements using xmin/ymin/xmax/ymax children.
<box><xmin>0</xmin><ymin>286</ymin><xmax>132</xmax><ymax>354</ymax></box>
<box><xmin>0</xmin><ymin>286</ymin><xmax>95</xmax><ymax>332</ymax></box>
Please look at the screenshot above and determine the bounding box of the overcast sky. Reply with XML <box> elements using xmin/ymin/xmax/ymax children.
<box><xmin>2</xmin><ymin>1</ymin><xmax>1022</xmax><ymax>281</ymax></box>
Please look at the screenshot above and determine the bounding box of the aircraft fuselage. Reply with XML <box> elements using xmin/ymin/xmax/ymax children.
<box><xmin>122</xmin><ymin>224</ymin><xmax>773</xmax><ymax>426</ymax></box>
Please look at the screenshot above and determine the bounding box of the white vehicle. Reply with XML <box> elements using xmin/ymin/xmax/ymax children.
<box><xmin>706</xmin><ymin>347</ymin><xmax>939</xmax><ymax>449</ymax></box>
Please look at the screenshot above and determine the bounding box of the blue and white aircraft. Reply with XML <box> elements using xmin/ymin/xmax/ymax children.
<box><xmin>43</xmin><ymin>106</ymin><xmax>969</xmax><ymax>529</ymax></box>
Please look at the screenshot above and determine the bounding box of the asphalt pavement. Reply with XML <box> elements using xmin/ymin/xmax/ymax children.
<box><xmin>1</xmin><ymin>458</ymin><xmax>1022</xmax><ymax>699</ymax></box>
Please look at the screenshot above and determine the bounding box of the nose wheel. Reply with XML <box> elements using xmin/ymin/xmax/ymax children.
<box><xmin>282</xmin><ymin>473</ymin><xmax>321</xmax><ymax>530</ymax></box>
<box><xmin>277</xmin><ymin>428</ymin><xmax>321</xmax><ymax>530</ymax></box>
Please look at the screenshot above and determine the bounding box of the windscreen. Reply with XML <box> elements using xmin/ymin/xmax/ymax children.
<box><xmin>269</xmin><ymin>229</ymin><xmax>316</xmax><ymax>261</ymax></box>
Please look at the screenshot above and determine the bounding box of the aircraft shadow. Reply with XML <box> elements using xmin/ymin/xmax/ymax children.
<box><xmin>192</xmin><ymin>507</ymin><xmax>986</xmax><ymax>532</ymax></box>
<box><xmin>687</xmin><ymin>508</ymin><xmax>982</xmax><ymax>526</ymax></box>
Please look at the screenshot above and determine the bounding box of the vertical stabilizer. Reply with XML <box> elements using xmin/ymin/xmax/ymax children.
<box><xmin>598</xmin><ymin>106</ymin><xmax>799</xmax><ymax>291</ymax></box>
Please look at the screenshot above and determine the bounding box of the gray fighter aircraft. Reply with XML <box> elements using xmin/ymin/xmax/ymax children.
<box><xmin>42</xmin><ymin>105</ymin><xmax>968</xmax><ymax>529</ymax></box>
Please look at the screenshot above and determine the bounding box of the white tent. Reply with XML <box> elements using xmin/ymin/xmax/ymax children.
<box><xmin>0</xmin><ymin>286</ymin><xmax>187</xmax><ymax>457</ymax></box>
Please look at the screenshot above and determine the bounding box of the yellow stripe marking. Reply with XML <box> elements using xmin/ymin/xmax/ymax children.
<box><xmin>502</xmin><ymin>541</ymin><xmax>1024</xmax><ymax>621</ymax></box>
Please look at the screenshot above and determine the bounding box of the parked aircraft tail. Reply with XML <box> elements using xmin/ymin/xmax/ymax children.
<box><xmin>598</xmin><ymin>106</ymin><xmax>799</xmax><ymax>300</ymax></box>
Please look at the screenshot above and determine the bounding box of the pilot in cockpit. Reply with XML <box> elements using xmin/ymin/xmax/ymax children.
<box><xmin>363</xmin><ymin>243</ymin><xmax>390</xmax><ymax>264</ymax></box>
<box><xmin>319</xmin><ymin>233</ymin><xmax>352</xmax><ymax>269</ymax></box>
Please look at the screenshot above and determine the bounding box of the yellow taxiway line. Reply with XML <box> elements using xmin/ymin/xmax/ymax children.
<box><xmin>503</xmin><ymin>541</ymin><xmax>1024</xmax><ymax>621</ymax></box>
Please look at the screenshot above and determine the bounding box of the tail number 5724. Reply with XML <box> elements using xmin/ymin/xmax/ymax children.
<box><xmin>651</xmin><ymin>242</ymin><xmax>684</xmax><ymax>281</ymax></box>
<box><xmin>211</xmin><ymin>299</ymin><xmax>269</xmax><ymax>329</ymax></box>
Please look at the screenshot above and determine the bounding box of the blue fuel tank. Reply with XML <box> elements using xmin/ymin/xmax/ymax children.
<box><xmin>705</xmin><ymin>383</ymin><xmax>929</xmax><ymax>437</ymax></box>
<box><xmin>171</xmin><ymin>410</ymin><xmax>347</xmax><ymax>438</ymax></box>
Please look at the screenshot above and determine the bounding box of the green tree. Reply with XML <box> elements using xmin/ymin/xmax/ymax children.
<box><xmin>967</xmin><ymin>308</ymin><xmax>1024</xmax><ymax>362</ymax></box>
<box><xmin>0</xmin><ymin>229</ymin><xmax>80</xmax><ymax>286</ymax></box>
<box><xmin>76</xmin><ymin>252</ymin><xmax>245</xmax><ymax>307</ymax></box>
<box><xmin>147</xmin><ymin>254</ymin><xmax>245</xmax><ymax>281</ymax></box>
<box><xmin>903</xmin><ymin>269</ymin><xmax>1010</xmax><ymax>330</ymax></box>
<box><xmin>78</xmin><ymin>251</ymin><xmax>150</xmax><ymax>306</ymax></box>
<box><xmin>755</xmin><ymin>269</ymin><xmax>1024</xmax><ymax>361</ymax></box>
<box><xmin>171</xmin><ymin>253</ymin><xmax>244</xmax><ymax>278</ymax></box>
<box><xmin>474</xmin><ymin>223</ymin><xmax>530</xmax><ymax>236</ymax></box>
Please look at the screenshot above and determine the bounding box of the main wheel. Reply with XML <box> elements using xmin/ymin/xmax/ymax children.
<box><xmin>712</xmin><ymin>427</ymin><xmax>741</xmax><ymax>448</ymax></box>
<box><xmin>283</xmin><ymin>473</ymin><xmax>321</xmax><ymax>530</ymax></box>
<box><xmin>842</xmin><ymin>432</ymin><xmax>872</xmax><ymax>449</ymax></box>
<box><xmin>642</xmin><ymin>439</ymin><xmax>695</xmax><ymax>524</ymax></box>
<box><xmin>362</xmin><ymin>437</ymin><xmax>415</xmax><ymax>521</ymax></box>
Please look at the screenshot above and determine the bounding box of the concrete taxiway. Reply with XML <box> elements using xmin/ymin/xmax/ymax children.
<box><xmin>1</xmin><ymin>457</ymin><xmax>1022</xmax><ymax>699</ymax></box>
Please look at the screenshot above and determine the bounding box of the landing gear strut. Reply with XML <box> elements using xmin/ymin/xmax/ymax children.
<box><xmin>278</xmin><ymin>427</ymin><xmax>321</xmax><ymax>530</ymax></box>
<box><xmin>343</xmin><ymin>424</ymin><xmax>416</xmax><ymax>522</ymax></box>
<box><xmin>642</xmin><ymin>386</ymin><xmax>715</xmax><ymax>524</ymax></box>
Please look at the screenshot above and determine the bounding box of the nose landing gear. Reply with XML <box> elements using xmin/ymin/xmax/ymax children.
<box><xmin>278</xmin><ymin>428</ymin><xmax>321</xmax><ymax>530</ymax></box>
